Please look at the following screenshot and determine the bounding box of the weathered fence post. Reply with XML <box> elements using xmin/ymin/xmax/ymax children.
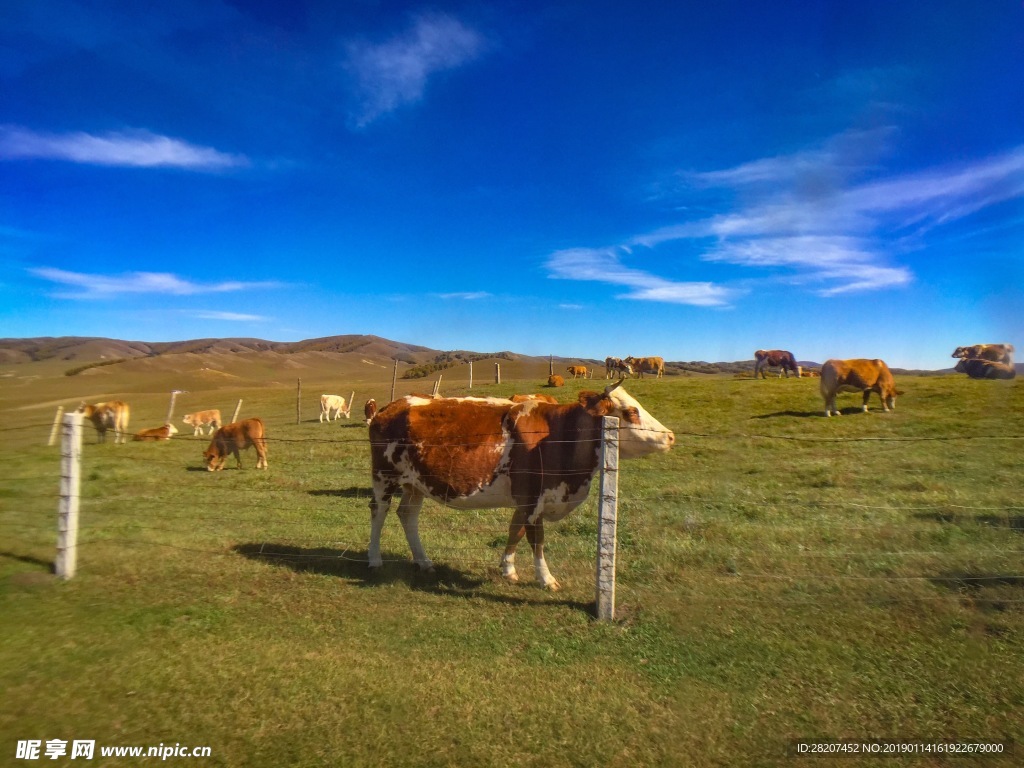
<box><xmin>347</xmin><ymin>391</ymin><xmax>355</xmax><ymax>418</ymax></box>
<box><xmin>165</xmin><ymin>389</ymin><xmax>186</xmax><ymax>424</ymax></box>
<box><xmin>391</xmin><ymin>360</ymin><xmax>399</xmax><ymax>403</ymax></box>
<box><xmin>549</xmin><ymin>355</ymin><xmax>553</xmax><ymax>376</ymax></box>
<box><xmin>56</xmin><ymin>412</ymin><xmax>83</xmax><ymax>579</ymax></box>
<box><xmin>469</xmin><ymin>361</ymin><xmax>473</xmax><ymax>390</ymax></box>
<box><xmin>495</xmin><ymin>363</ymin><xmax>501</xmax><ymax>385</ymax></box>
<box><xmin>296</xmin><ymin>379</ymin><xmax>302</xmax><ymax>424</ymax></box>
<box><xmin>231</xmin><ymin>399</ymin><xmax>243</xmax><ymax>424</ymax></box>
<box><xmin>47</xmin><ymin>406</ymin><xmax>64</xmax><ymax>446</ymax></box>
<box><xmin>595</xmin><ymin>415</ymin><xmax>620</xmax><ymax>620</ymax></box>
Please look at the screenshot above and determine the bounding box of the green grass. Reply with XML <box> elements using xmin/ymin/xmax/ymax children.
<box><xmin>1</xmin><ymin>365</ymin><xmax>1022</xmax><ymax>766</ymax></box>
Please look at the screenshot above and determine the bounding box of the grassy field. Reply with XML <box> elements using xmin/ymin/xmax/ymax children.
<box><xmin>1</xmin><ymin>358</ymin><xmax>1022</xmax><ymax>766</ymax></box>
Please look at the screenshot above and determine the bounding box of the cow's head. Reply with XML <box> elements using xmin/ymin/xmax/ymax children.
<box><xmin>578</xmin><ymin>381</ymin><xmax>674</xmax><ymax>458</ymax></box>
<box><xmin>203</xmin><ymin>446</ymin><xmax>225</xmax><ymax>471</ymax></box>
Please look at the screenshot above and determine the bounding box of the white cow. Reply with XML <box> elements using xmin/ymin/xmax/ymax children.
<box><xmin>320</xmin><ymin>394</ymin><xmax>351</xmax><ymax>422</ymax></box>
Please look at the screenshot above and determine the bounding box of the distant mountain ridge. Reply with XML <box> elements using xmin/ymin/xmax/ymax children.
<box><xmin>0</xmin><ymin>335</ymin><xmax>444</xmax><ymax>365</ymax></box>
<box><xmin>0</xmin><ymin>335</ymin><xmax>981</xmax><ymax>375</ymax></box>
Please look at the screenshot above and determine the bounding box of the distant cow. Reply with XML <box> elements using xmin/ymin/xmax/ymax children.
<box><xmin>364</xmin><ymin>399</ymin><xmax>378</xmax><ymax>426</ymax></box>
<box><xmin>366</xmin><ymin>382</ymin><xmax>674</xmax><ymax>590</ymax></box>
<box><xmin>820</xmin><ymin>359</ymin><xmax>903</xmax><ymax>417</ymax></box>
<box><xmin>78</xmin><ymin>400</ymin><xmax>130</xmax><ymax>444</ymax></box>
<box><xmin>754</xmin><ymin>349</ymin><xmax>802</xmax><ymax>379</ymax></box>
<box><xmin>625</xmin><ymin>356</ymin><xmax>665</xmax><ymax>379</ymax></box>
<box><xmin>203</xmin><ymin>418</ymin><xmax>268</xmax><ymax>471</ymax></box>
<box><xmin>133</xmin><ymin>423</ymin><xmax>179</xmax><ymax>442</ymax></box>
<box><xmin>955</xmin><ymin>358</ymin><xmax>1016</xmax><ymax>380</ymax></box>
<box><xmin>547</xmin><ymin>375</ymin><xmax>565</xmax><ymax>387</ymax></box>
<box><xmin>320</xmin><ymin>394</ymin><xmax>350</xmax><ymax>422</ymax></box>
<box><xmin>604</xmin><ymin>357</ymin><xmax>634</xmax><ymax>378</ymax></box>
<box><xmin>183</xmin><ymin>409</ymin><xmax>221</xmax><ymax>437</ymax></box>
<box><xmin>952</xmin><ymin>344</ymin><xmax>1015</xmax><ymax>365</ymax></box>
<box><xmin>566</xmin><ymin>365</ymin><xmax>590</xmax><ymax>379</ymax></box>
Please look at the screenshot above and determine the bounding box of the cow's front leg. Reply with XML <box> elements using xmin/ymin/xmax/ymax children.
<box><xmin>501</xmin><ymin>508</ymin><xmax>530</xmax><ymax>583</ymax></box>
<box><xmin>525</xmin><ymin>517</ymin><xmax>559</xmax><ymax>591</ymax></box>
<box><xmin>395</xmin><ymin>489</ymin><xmax>432</xmax><ymax>571</ymax></box>
<box><xmin>367</xmin><ymin>479</ymin><xmax>397</xmax><ymax>569</ymax></box>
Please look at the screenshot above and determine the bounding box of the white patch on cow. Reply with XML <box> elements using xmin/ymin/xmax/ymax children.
<box><xmin>527</xmin><ymin>481</ymin><xmax>593</xmax><ymax>524</ymax></box>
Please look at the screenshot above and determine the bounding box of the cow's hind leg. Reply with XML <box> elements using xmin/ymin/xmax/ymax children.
<box><xmin>367</xmin><ymin>477</ymin><xmax>399</xmax><ymax>568</ymax></box>
<box><xmin>526</xmin><ymin>516</ymin><xmax>559</xmax><ymax>591</ymax></box>
<box><xmin>395</xmin><ymin>489</ymin><xmax>432</xmax><ymax>571</ymax></box>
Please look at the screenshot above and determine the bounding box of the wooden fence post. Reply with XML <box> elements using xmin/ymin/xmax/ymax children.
<box><xmin>494</xmin><ymin>363</ymin><xmax>501</xmax><ymax>385</ymax></box>
<box><xmin>391</xmin><ymin>360</ymin><xmax>399</xmax><ymax>403</ymax></box>
<box><xmin>469</xmin><ymin>361</ymin><xmax>473</xmax><ymax>390</ymax></box>
<box><xmin>595</xmin><ymin>415</ymin><xmax>620</xmax><ymax>620</ymax></box>
<box><xmin>346</xmin><ymin>391</ymin><xmax>355</xmax><ymax>418</ymax></box>
<box><xmin>47</xmin><ymin>406</ymin><xmax>64</xmax><ymax>446</ymax></box>
<box><xmin>165</xmin><ymin>389</ymin><xmax>184</xmax><ymax>423</ymax></box>
<box><xmin>549</xmin><ymin>355</ymin><xmax>553</xmax><ymax>376</ymax></box>
<box><xmin>231</xmin><ymin>399</ymin><xmax>243</xmax><ymax>424</ymax></box>
<box><xmin>296</xmin><ymin>379</ymin><xmax>302</xmax><ymax>424</ymax></box>
<box><xmin>56</xmin><ymin>412</ymin><xmax>83</xmax><ymax>580</ymax></box>
<box><xmin>432</xmin><ymin>376</ymin><xmax>442</xmax><ymax>397</ymax></box>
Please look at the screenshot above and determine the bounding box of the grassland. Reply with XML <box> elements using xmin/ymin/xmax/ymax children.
<box><xmin>1</xmin><ymin>354</ymin><xmax>1022</xmax><ymax>767</ymax></box>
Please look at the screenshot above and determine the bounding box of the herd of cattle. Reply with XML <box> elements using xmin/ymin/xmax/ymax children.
<box><xmin>71</xmin><ymin>342</ymin><xmax>1014</xmax><ymax>589</ymax></box>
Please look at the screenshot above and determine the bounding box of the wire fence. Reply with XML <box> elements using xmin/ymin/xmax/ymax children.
<box><xmin>2</xmin><ymin>408</ymin><xmax>1023</xmax><ymax>609</ymax></box>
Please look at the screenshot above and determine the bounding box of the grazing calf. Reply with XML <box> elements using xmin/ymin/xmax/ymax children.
<box><xmin>78</xmin><ymin>400</ymin><xmax>130</xmax><ymax>444</ymax></box>
<box><xmin>955</xmin><ymin>358</ymin><xmax>1016</xmax><ymax>380</ymax></box>
<box><xmin>566</xmin><ymin>365</ymin><xmax>590</xmax><ymax>379</ymax></box>
<box><xmin>754</xmin><ymin>349</ymin><xmax>802</xmax><ymax>379</ymax></box>
<box><xmin>203</xmin><ymin>418</ymin><xmax>268</xmax><ymax>471</ymax></box>
<box><xmin>133</xmin><ymin>423</ymin><xmax>179</xmax><ymax>442</ymax></box>
<box><xmin>182</xmin><ymin>409</ymin><xmax>222</xmax><ymax>437</ymax></box>
<box><xmin>952</xmin><ymin>344</ymin><xmax>1014</xmax><ymax>365</ymax></box>
<box><xmin>320</xmin><ymin>394</ymin><xmax>350</xmax><ymax>422</ymax></box>
<box><xmin>366</xmin><ymin>382</ymin><xmax>674</xmax><ymax>590</ymax></box>
<box><xmin>820</xmin><ymin>359</ymin><xmax>902</xmax><ymax>416</ymax></box>
<box><xmin>364</xmin><ymin>398</ymin><xmax>378</xmax><ymax>426</ymax></box>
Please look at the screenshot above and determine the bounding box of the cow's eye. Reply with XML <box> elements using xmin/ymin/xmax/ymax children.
<box><xmin>623</xmin><ymin>407</ymin><xmax>641</xmax><ymax>424</ymax></box>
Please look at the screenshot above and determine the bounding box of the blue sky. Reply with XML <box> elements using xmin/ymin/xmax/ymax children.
<box><xmin>2</xmin><ymin>1</ymin><xmax>1022</xmax><ymax>369</ymax></box>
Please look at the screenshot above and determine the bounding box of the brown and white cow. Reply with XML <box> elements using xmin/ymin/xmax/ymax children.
<box><xmin>951</xmin><ymin>344</ymin><xmax>1015</xmax><ymax>365</ymax></box>
<box><xmin>364</xmin><ymin>398</ymin><xmax>378</xmax><ymax>426</ymax></box>
<box><xmin>566</xmin><ymin>365</ymin><xmax>590</xmax><ymax>379</ymax></box>
<box><xmin>604</xmin><ymin>357</ymin><xmax>634</xmax><ymax>378</ymax></box>
<box><xmin>820</xmin><ymin>359</ymin><xmax>903</xmax><ymax>417</ymax></box>
<box><xmin>954</xmin><ymin>358</ymin><xmax>1017</xmax><ymax>380</ymax></box>
<box><xmin>754</xmin><ymin>349</ymin><xmax>802</xmax><ymax>379</ymax></box>
<box><xmin>625</xmin><ymin>356</ymin><xmax>665</xmax><ymax>379</ymax></box>
<box><xmin>510</xmin><ymin>393</ymin><xmax>559</xmax><ymax>404</ymax></box>
<box><xmin>320</xmin><ymin>394</ymin><xmax>350</xmax><ymax>422</ymax></box>
<box><xmin>203</xmin><ymin>418</ymin><xmax>268</xmax><ymax>471</ymax></box>
<box><xmin>133</xmin><ymin>423</ymin><xmax>179</xmax><ymax>442</ymax></box>
<box><xmin>183</xmin><ymin>409</ymin><xmax>221</xmax><ymax>437</ymax></box>
<box><xmin>78</xmin><ymin>400</ymin><xmax>130</xmax><ymax>444</ymax></box>
<box><xmin>366</xmin><ymin>381</ymin><xmax>674</xmax><ymax>590</ymax></box>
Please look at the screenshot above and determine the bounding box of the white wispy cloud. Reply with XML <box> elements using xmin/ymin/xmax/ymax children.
<box><xmin>550</xmin><ymin>133</ymin><xmax>1024</xmax><ymax>304</ymax></box>
<box><xmin>191</xmin><ymin>310</ymin><xmax>268</xmax><ymax>322</ymax></box>
<box><xmin>345</xmin><ymin>13</ymin><xmax>484</xmax><ymax>128</ymax></box>
<box><xmin>0</xmin><ymin>125</ymin><xmax>248</xmax><ymax>170</ymax></box>
<box><xmin>547</xmin><ymin>247</ymin><xmax>740</xmax><ymax>307</ymax></box>
<box><xmin>30</xmin><ymin>268</ymin><xmax>281</xmax><ymax>299</ymax></box>
<box><xmin>435</xmin><ymin>291</ymin><xmax>492</xmax><ymax>300</ymax></box>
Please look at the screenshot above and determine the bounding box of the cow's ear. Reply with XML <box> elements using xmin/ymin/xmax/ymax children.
<box><xmin>579</xmin><ymin>391</ymin><xmax>612</xmax><ymax>415</ymax></box>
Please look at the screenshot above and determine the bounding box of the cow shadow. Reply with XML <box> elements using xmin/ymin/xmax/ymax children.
<box><xmin>308</xmin><ymin>487</ymin><xmax>373</xmax><ymax>499</ymax></box>
<box><xmin>231</xmin><ymin>542</ymin><xmax>593</xmax><ymax>613</ymax></box>
<box><xmin>913</xmin><ymin>511</ymin><xmax>1024</xmax><ymax>532</ymax></box>
<box><xmin>751</xmin><ymin>410</ymin><xmax>822</xmax><ymax>419</ymax></box>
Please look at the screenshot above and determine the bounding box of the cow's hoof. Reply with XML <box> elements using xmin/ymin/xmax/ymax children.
<box><xmin>543</xmin><ymin>580</ymin><xmax>562</xmax><ymax>592</ymax></box>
